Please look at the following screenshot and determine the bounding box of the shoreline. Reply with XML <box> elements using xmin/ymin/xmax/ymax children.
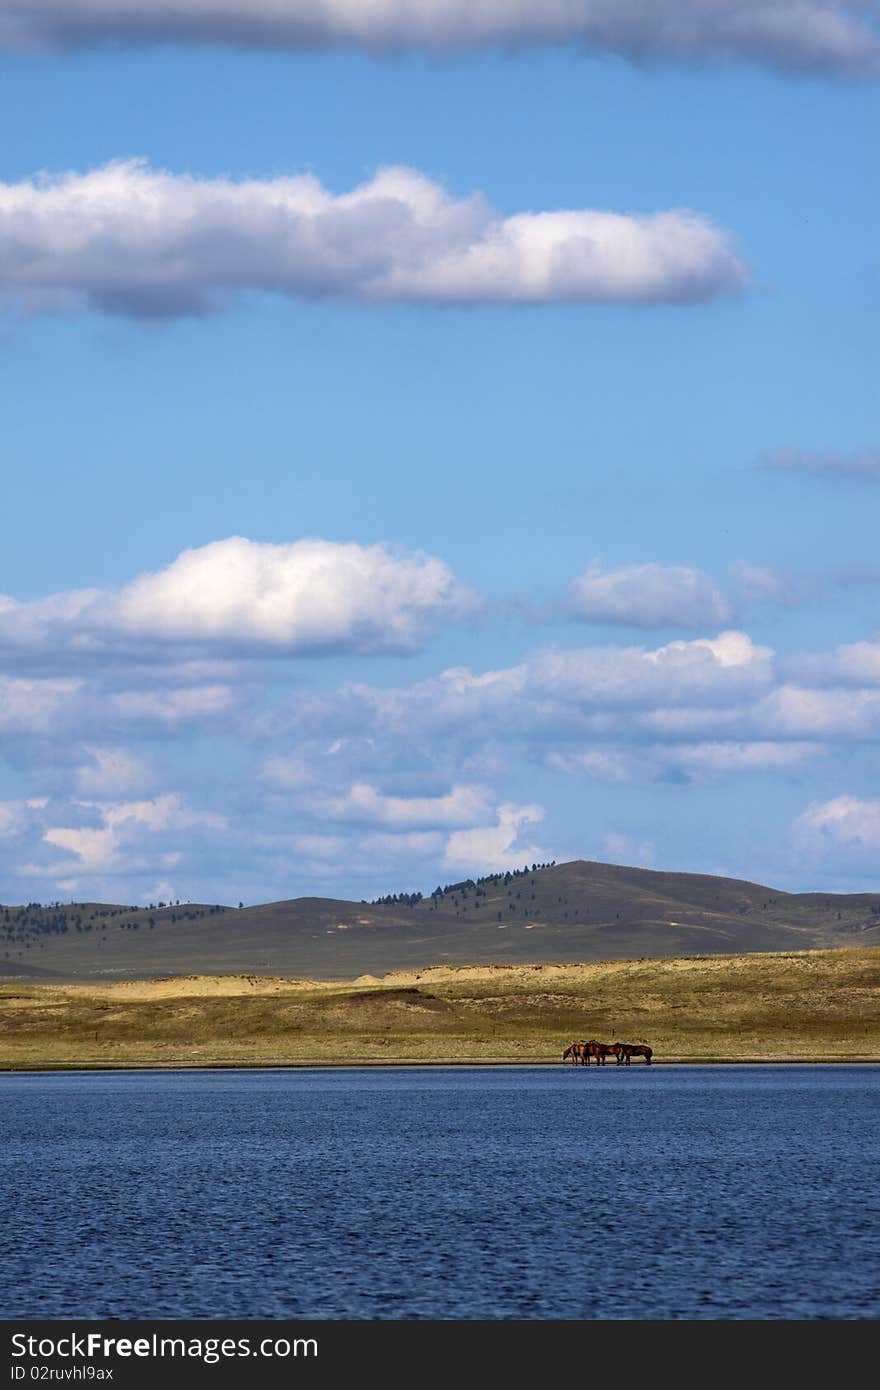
<box><xmin>2</xmin><ymin>1057</ymin><xmax>879</xmax><ymax>1073</ymax></box>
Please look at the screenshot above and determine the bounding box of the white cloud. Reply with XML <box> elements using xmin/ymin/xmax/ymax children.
<box><xmin>759</xmin><ymin>686</ymin><xmax>880</xmax><ymax>738</ymax></box>
<box><xmin>360</xmin><ymin>830</ymin><xmax>445</xmax><ymax>858</ymax></box>
<box><xmin>315</xmin><ymin>781</ymin><xmax>492</xmax><ymax>829</ymax></box>
<box><xmin>0</xmin><ymin>160</ymin><xmax>746</xmax><ymax>317</ymax></box>
<box><xmin>443</xmin><ymin>802</ymin><xmax>547</xmax><ymax>873</ymax></box>
<box><xmin>735</xmin><ymin>561</ymin><xmax>880</xmax><ymax>613</ymax></box>
<box><xmin>667</xmin><ymin>740</ymin><xmax>820</xmax><ymax>774</ymax></box>
<box><xmin>0</xmin><ymin>535</ymin><xmax>472</xmax><ymax>659</ymax></box>
<box><xmin>289</xmin><ymin>833</ymin><xmax>350</xmax><ymax>860</ymax></box>
<box><xmin>0</xmin><ymin>799</ymin><xmax>48</xmax><ymax>838</ymax></box>
<box><xmin>138</xmin><ymin>878</ymin><xmax>179</xmax><ymax>906</ymax></box>
<box><xmin>546</xmin><ymin>749</ymin><xmax>634</xmax><ymax>782</ymax></box>
<box><xmin>549</xmin><ymin>631</ymin><xmax>752</xmax><ymax>703</ymax></box>
<box><xmin>105</xmin><ymin>685</ymin><xmax>237</xmax><ymax>724</ymax></box>
<box><xmin>0</xmin><ymin>675</ymin><xmax>81</xmax><ymax>732</ymax></box>
<box><xmin>533</xmin><ymin>632</ymin><xmax>773</xmax><ymax>710</ymax></box>
<box><xmin>734</xmin><ymin>563</ymin><xmax>793</xmax><ymax>605</ymax></box>
<box><xmin>42</xmin><ymin>793</ymin><xmax>226</xmax><ymax>874</ymax></box>
<box><xmin>636</xmin><ymin>682</ymin><xmax>880</xmax><ymax>743</ymax></box>
<box><xmin>783</xmin><ymin>639</ymin><xmax>880</xmax><ymax>688</ymax></box>
<box><xmin>75</xmin><ymin>745</ymin><xmax>154</xmax><ymax>796</ymax></box>
<box><xmin>285</xmin><ymin>827</ymin><xmax>444</xmax><ymax>872</ymax></box>
<box><xmin>42</xmin><ymin>823</ymin><xmax>118</xmax><ymax>872</ymax></box>
<box><xmin>275</xmin><ymin>632</ymin><xmax>775</xmax><ymax>759</ymax></box>
<box><xmin>547</xmin><ymin>739</ymin><xmax>819</xmax><ymax>783</ymax></box>
<box><xmin>261</xmin><ymin>755</ymin><xmax>319</xmax><ymax>792</ymax></box>
<box><xmin>1</xmin><ymin>2</ymin><xmax>876</xmax><ymax>74</ymax></box>
<box><xmin>570</xmin><ymin>560</ymin><xmax>733</xmax><ymax>628</ymax></box>
<box><xmin>761</xmin><ymin>447</ymin><xmax>880</xmax><ymax>481</ymax></box>
<box><xmin>0</xmin><ymin>676</ymin><xmax>238</xmax><ymax>741</ymax></box>
<box><xmin>266</xmin><ymin>628</ymin><xmax>873</xmax><ymax>806</ymax></box>
<box><xmin>10</xmin><ymin>598</ymin><xmax>880</xmax><ymax>904</ymax></box>
<box><xmin>794</xmin><ymin>796</ymin><xmax>880</xmax><ymax>855</ymax></box>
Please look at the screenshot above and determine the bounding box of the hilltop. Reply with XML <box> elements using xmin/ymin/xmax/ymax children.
<box><xmin>3</xmin><ymin>858</ymin><xmax>879</xmax><ymax>982</ymax></box>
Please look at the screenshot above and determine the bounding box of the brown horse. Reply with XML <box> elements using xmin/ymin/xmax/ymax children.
<box><xmin>619</xmin><ymin>1043</ymin><xmax>653</xmax><ymax>1065</ymax></box>
<box><xmin>562</xmin><ymin>1041</ymin><xmax>589</xmax><ymax>1066</ymax></box>
<box><xmin>586</xmin><ymin>1040</ymin><xmax>618</xmax><ymax>1066</ymax></box>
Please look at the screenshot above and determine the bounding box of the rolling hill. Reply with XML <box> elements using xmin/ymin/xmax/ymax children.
<box><xmin>3</xmin><ymin>858</ymin><xmax>880</xmax><ymax>982</ymax></box>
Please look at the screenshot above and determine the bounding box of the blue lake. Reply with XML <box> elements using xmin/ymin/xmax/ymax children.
<box><xmin>2</xmin><ymin>1066</ymin><xmax>878</xmax><ymax>1320</ymax></box>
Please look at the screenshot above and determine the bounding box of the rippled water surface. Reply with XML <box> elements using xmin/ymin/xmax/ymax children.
<box><xmin>2</xmin><ymin>1066</ymin><xmax>878</xmax><ymax>1319</ymax></box>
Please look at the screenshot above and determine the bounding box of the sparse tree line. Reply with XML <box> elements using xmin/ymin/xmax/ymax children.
<box><xmin>368</xmin><ymin>863</ymin><xmax>558</xmax><ymax>910</ymax></box>
<box><xmin>0</xmin><ymin>899</ymin><xmax>228</xmax><ymax>959</ymax></box>
<box><xmin>369</xmin><ymin>891</ymin><xmax>425</xmax><ymax>906</ymax></box>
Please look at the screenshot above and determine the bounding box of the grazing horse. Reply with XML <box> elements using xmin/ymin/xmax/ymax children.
<box><xmin>586</xmin><ymin>1040</ymin><xmax>618</xmax><ymax>1066</ymax></box>
<box><xmin>619</xmin><ymin>1043</ymin><xmax>653</xmax><ymax>1065</ymax></box>
<box><xmin>562</xmin><ymin>1041</ymin><xmax>589</xmax><ymax>1066</ymax></box>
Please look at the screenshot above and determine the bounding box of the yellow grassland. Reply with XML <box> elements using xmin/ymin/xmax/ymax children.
<box><xmin>1</xmin><ymin>947</ymin><xmax>878</xmax><ymax>1068</ymax></box>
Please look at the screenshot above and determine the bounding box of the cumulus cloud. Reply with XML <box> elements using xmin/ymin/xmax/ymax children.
<box><xmin>0</xmin><ymin>798</ymin><xmax>48</xmax><ymax>839</ymax></box>
<box><xmin>313</xmin><ymin>781</ymin><xmax>492</xmax><ymax>829</ymax></box>
<box><xmin>547</xmin><ymin>739</ymin><xmax>820</xmax><ymax>782</ymax></box>
<box><xmin>265</xmin><ymin>626</ymin><xmax>880</xmax><ymax>792</ymax></box>
<box><xmin>794</xmin><ymin>796</ymin><xmax>880</xmax><ymax>856</ymax></box>
<box><xmin>74</xmin><ymin>745</ymin><xmax>154</xmax><ymax>796</ymax></box>
<box><xmin>735</xmin><ymin>560</ymin><xmax>880</xmax><ymax>613</ymax></box>
<box><xmin>105</xmin><ymin>685</ymin><xmax>237</xmax><ymax>725</ymax></box>
<box><xmin>545</xmin><ymin>749</ymin><xmax>634</xmax><ymax>782</ymax></box>
<box><xmin>11</xmin><ymin>603</ymin><xmax>880</xmax><ymax>903</ymax></box>
<box><xmin>1</xmin><ymin>2</ymin><xmax>876</xmax><ymax>75</ymax></box>
<box><xmin>542</xmin><ymin>630</ymin><xmax>772</xmax><ymax>705</ymax></box>
<box><xmin>0</xmin><ymin>160</ymin><xmax>746</xmax><ymax>318</ymax></box>
<box><xmin>757</xmin><ymin>686</ymin><xmax>880</xmax><ymax>738</ymax></box>
<box><xmin>0</xmin><ymin>676</ymin><xmax>82</xmax><ymax>733</ymax></box>
<box><xmin>664</xmin><ymin>739</ymin><xmax>820</xmax><ymax>774</ymax></box>
<box><xmin>0</xmin><ymin>535</ymin><xmax>472</xmax><ymax>660</ymax></box>
<box><xmin>443</xmin><ymin>802</ymin><xmax>547</xmax><ymax>874</ymax></box>
<box><xmin>289</xmin><ymin>833</ymin><xmax>349</xmax><ymax>861</ymax></box>
<box><xmin>0</xmin><ymin>674</ymin><xmax>238</xmax><ymax>754</ymax></box>
<box><xmin>284</xmin><ymin>828</ymin><xmax>444</xmax><ymax>878</ymax></box>
<box><xmin>332</xmin><ymin>631</ymin><xmax>774</xmax><ymax>740</ymax></box>
<box><xmin>41</xmin><ymin>793</ymin><xmax>226</xmax><ymax>874</ymax></box>
<box><xmin>734</xmin><ymin>563</ymin><xmax>794</xmax><ymax>606</ymax></box>
<box><xmin>760</xmin><ymin>447</ymin><xmax>880</xmax><ymax>481</ymax></box>
<box><xmin>782</xmin><ymin>639</ymin><xmax>880</xmax><ymax>688</ymax></box>
<box><xmin>360</xmin><ymin>830</ymin><xmax>445</xmax><ymax>858</ymax></box>
<box><xmin>570</xmin><ymin>560</ymin><xmax>733</xmax><ymax>628</ymax></box>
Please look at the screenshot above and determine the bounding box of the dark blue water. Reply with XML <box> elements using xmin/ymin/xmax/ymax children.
<box><xmin>2</xmin><ymin>1066</ymin><xmax>878</xmax><ymax>1320</ymax></box>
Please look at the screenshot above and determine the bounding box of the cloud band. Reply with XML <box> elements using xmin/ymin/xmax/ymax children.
<box><xmin>1</xmin><ymin>2</ymin><xmax>877</xmax><ymax>75</ymax></box>
<box><xmin>0</xmin><ymin>160</ymin><xmax>746</xmax><ymax>317</ymax></box>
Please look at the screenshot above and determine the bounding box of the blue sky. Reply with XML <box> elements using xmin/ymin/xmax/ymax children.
<box><xmin>1</xmin><ymin>2</ymin><xmax>879</xmax><ymax>905</ymax></box>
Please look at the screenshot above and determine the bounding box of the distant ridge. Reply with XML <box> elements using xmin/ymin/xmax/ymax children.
<box><xmin>3</xmin><ymin>859</ymin><xmax>880</xmax><ymax>982</ymax></box>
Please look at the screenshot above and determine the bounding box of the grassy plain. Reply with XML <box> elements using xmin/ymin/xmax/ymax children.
<box><xmin>2</xmin><ymin>946</ymin><xmax>878</xmax><ymax>1069</ymax></box>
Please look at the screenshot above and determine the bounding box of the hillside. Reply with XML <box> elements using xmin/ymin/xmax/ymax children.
<box><xmin>3</xmin><ymin>859</ymin><xmax>880</xmax><ymax>982</ymax></box>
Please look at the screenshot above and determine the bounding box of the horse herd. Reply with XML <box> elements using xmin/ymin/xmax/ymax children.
<box><xmin>563</xmin><ymin>1039</ymin><xmax>653</xmax><ymax>1066</ymax></box>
